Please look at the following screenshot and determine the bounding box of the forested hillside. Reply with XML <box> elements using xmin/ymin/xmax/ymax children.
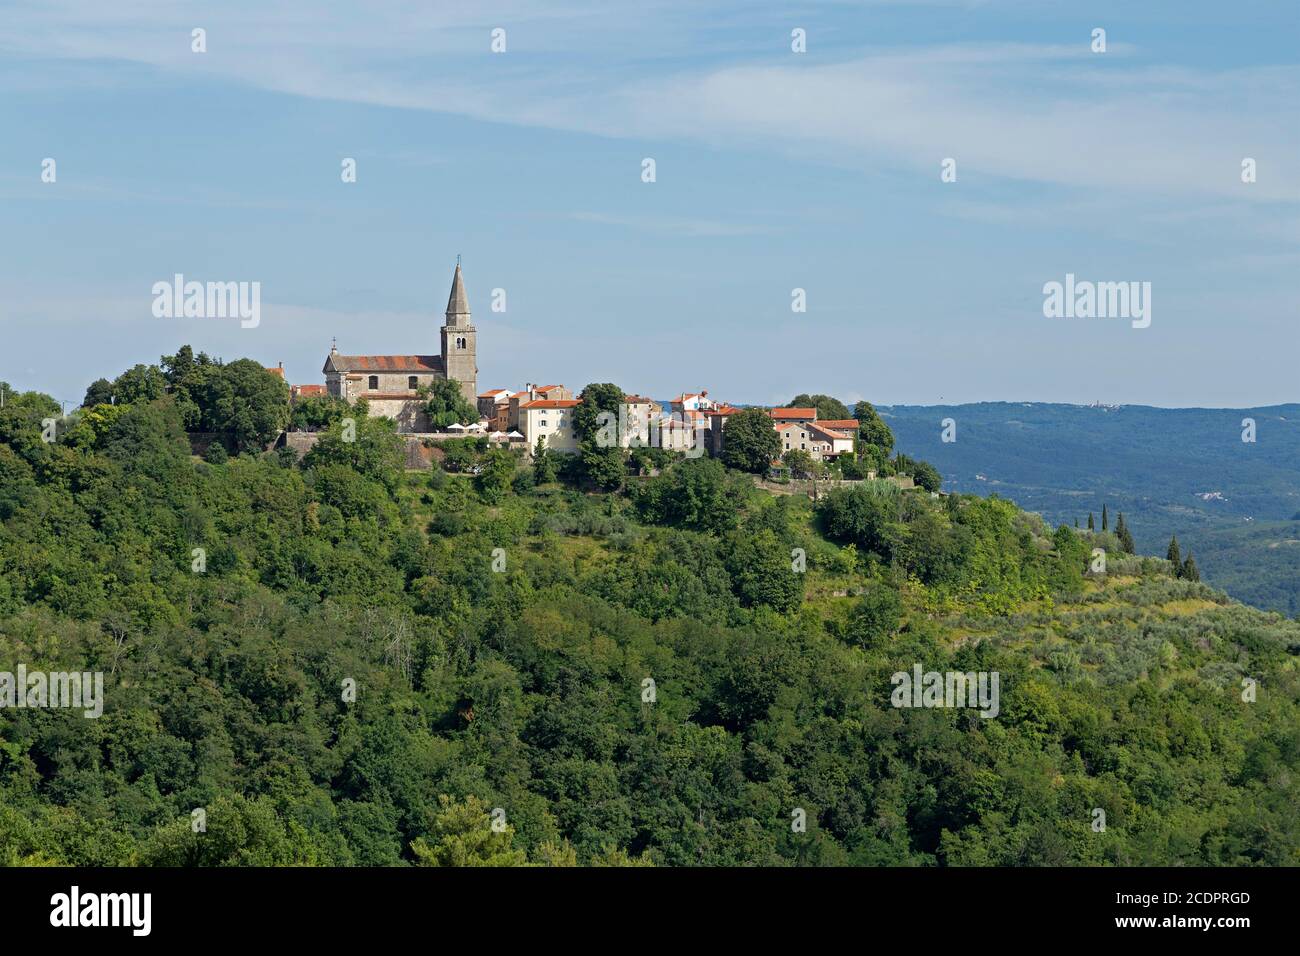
<box><xmin>1</xmin><ymin>367</ymin><xmax>1298</xmax><ymax>866</ymax></box>
<box><xmin>882</xmin><ymin>402</ymin><xmax>1300</xmax><ymax>615</ymax></box>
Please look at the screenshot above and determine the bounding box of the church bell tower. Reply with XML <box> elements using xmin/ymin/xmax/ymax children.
<box><xmin>440</xmin><ymin>260</ymin><xmax>477</xmax><ymax>404</ymax></box>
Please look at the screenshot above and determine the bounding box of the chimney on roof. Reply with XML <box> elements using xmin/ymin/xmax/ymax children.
<box><xmin>701</xmin><ymin>390</ymin><xmax>707</xmax><ymax>397</ymax></box>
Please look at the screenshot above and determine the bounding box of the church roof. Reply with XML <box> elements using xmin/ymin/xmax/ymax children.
<box><xmin>323</xmin><ymin>354</ymin><xmax>443</xmax><ymax>374</ymax></box>
<box><xmin>446</xmin><ymin>263</ymin><xmax>470</xmax><ymax>318</ymax></box>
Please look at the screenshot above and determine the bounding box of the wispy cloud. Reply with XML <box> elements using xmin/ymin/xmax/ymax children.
<box><xmin>3</xmin><ymin>1</ymin><xmax>1295</xmax><ymax>201</ymax></box>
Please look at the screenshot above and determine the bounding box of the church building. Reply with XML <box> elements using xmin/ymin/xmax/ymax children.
<box><xmin>323</xmin><ymin>261</ymin><xmax>478</xmax><ymax>432</ymax></box>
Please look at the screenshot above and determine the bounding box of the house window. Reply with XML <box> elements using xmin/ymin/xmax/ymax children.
<box><xmin>541</xmin><ymin>419</ymin><xmax>548</xmax><ymax>428</ymax></box>
<box><xmin>368</xmin><ymin>375</ymin><xmax>379</xmax><ymax>390</ymax></box>
<box><xmin>408</xmin><ymin>376</ymin><xmax>418</xmax><ymax>390</ymax></box>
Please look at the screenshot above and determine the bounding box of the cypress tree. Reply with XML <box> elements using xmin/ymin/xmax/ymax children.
<box><xmin>1087</xmin><ymin>513</ymin><xmax>1095</xmax><ymax>531</ymax></box>
<box><xmin>1167</xmin><ymin>535</ymin><xmax>1181</xmax><ymax>569</ymax></box>
<box><xmin>1101</xmin><ymin>504</ymin><xmax>1108</xmax><ymax>531</ymax></box>
<box><xmin>1116</xmin><ymin>513</ymin><xmax>1135</xmax><ymax>553</ymax></box>
<box><xmin>1181</xmin><ymin>553</ymin><xmax>1200</xmax><ymax>582</ymax></box>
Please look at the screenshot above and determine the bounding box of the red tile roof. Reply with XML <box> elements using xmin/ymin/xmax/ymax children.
<box><xmin>816</xmin><ymin>419</ymin><xmax>859</xmax><ymax>430</ymax></box>
<box><xmin>265</xmin><ymin>366</ymin><xmax>285</xmax><ymax>379</ymax></box>
<box><xmin>809</xmin><ymin>423</ymin><xmax>853</xmax><ymax>441</ymax></box>
<box><xmin>770</xmin><ymin>407</ymin><xmax>817</xmax><ymax>419</ymax></box>
<box><xmin>327</xmin><ymin>355</ymin><xmax>442</xmax><ymax>372</ymax></box>
<box><xmin>478</xmin><ymin>388</ymin><xmax>510</xmax><ymax>399</ymax></box>
<box><xmin>292</xmin><ymin>384</ymin><xmax>326</xmax><ymax>397</ymax></box>
<box><xmin>520</xmin><ymin>399</ymin><xmax>580</xmax><ymax>409</ymax></box>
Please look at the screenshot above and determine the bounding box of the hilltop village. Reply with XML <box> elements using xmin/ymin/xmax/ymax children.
<box><xmin>273</xmin><ymin>262</ymin><xmax>884</xmax><ymax>480</ymax></box>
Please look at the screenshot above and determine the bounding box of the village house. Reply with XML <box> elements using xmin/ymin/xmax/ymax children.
<box><xmin>765</xmin><ymin>408</ymin><xmax>857</xmax><ymax>462</ymax></box>
<box><xmin>508</xmin><ymin>384</ymin><xmax>573</xmax><ymax>432</ymax></box>
<box><xmin>705</xmin><ymin>405</ymin><xmax>742</xmax><ymax>456</ymax></box>
<box><xmin>477</xmin><ymin>388</ymin><xmax>511</xmax><ymax>423</ymax></box>
<box><xmin>519</xmin><ymin>396</ymin><xmax>581</xmax><ymax>453</ymax></box>
<box><xmin>670</xmin><ymin>391</ymin><xmax>721</xmax><ymax>414</ymax></box>
<box><xmin>618</xmin><ymin>395</ymin><xmax>662</xmax><ymax>447</ymax></box>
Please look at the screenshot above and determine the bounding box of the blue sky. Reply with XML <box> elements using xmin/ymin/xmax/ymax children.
<box><xmin>1</xmin><ymin>0</ymin><xmax>1296</xmax><ymax>409</ymax></box>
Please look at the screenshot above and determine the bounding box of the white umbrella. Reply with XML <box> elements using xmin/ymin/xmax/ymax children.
<box><xmin>467</xmin><ymin>422</ymin><xmax>486</xmax><ymax>431</ymax></box>
<box><xmin>507</xmin><ymin>430</ymin><xmax>524</xmax><ymax>439</ymax></box>
<box><xmin>490</xmin><ymin>431</ymin><xmax>506</xmax><ymax>438</ymax></box>
<box><xmin>446</xmin><ymin>422</ymin><xmax>467</xmax><ymax>431</ymax></box>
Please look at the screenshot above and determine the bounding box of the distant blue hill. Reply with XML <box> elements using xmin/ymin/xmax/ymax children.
<box><xmin>881</xmin><ymin>402</ymin><xmax>1300</xmax><ymax>615</ymax></box>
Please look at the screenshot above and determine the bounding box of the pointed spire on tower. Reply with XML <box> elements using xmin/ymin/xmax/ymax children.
<box><xmin>445</xmin><ymin>260</ymin><xmax>470</xmax><ymax>326</ymax></box>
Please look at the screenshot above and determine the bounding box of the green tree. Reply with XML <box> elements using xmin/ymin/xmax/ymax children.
<box><xmin>895</xmin><ymin>454</ymin><xmax>942</xmax><ymax>493</ymax></box>
<box><xmin>635</xmin><ymin>456</ymin><xmax>739</xmax><ymax>534</ymax></box>
<box><xmin>422</xmin><ymin>379</ymin><xmax>476</xmax><ymax>428</ymax></box>
<box><xmin>720</xmin><ymin>408</ymin><xmax>781</xmax><ymax>474</ymax></box>
<box><xmin>112</xmin><ymin>364</ymin><xmax>168</xmax><ymax>405</ymax></box>
<box><xmin>817</xmin><ymin>484</ymin><xmax>899</xmax><ymax>558</ymax></box>
<box><xmin>1115</xmin><ymin>513</ymin><xmax>1135</xmax><ymax>553</ymax></box>
<box><xmin>1167</xmin><ymin>535</ymin><xmax>1181</xmax><ymax>568</ymax></box>
<box><xmin>532</xmin><ymin>434</ymin><xmax>557</xmax><ymax>483</ymax></box>
<box><xmin>1101</xmin><ymin>504</ymin><xmax>1108</xmax><ymax>531</ymax></box>
<box><xmin>476</xmin><ymin>448</ymin><xmax>516</xmax><ymax>503</ymax></box>
<box><xmin>191</xmin><ymin>358</ymin><xmax>289</xmax><ymax>452</ymax></box>
<box><xmin>81</xmin><ymin>378</ymin><xmax>115</xmax><ymax>408</ymax></box>
<box><xmin>303</xmin><ymin>414</ymin><xmax>404</xmax><ymax>491</ymax></box>
<box><xmin>579</xmin><ymin>444</ymin><xmax>625</xmax><ymax>492</ymax></box>
<box><xmin>290</xmin><ymin>394</ymin><xmax>351</xmax><ymax>431</ymax></box>
<box><xmin>572</xmin><ymin>383</ymin><xmax>625</xmax><ymax>442</ymax></box>
<box><xmin>440</xmin><ymin>437</ymin><xmax>482</xmax><ymax>473</ymax></box>
<box><xmin>1181</xmin><ymin>553</ymin><xmax>1200</xmax><ymax>582</ymax></box>
<box><xmin>410</xmin><ymin>796</ymin><xmax>529</xmax><ymax>867</ymax></box>
<box><xmin>724</xmin><ymin>529</ymin><xmax>802</xmax><ymax>612</ymax></box>
<box><xmin>853</xmin><ymin>400</ymin><xmax>894</xmax><ymax>455</ymax></box>
<box><xmin>573</xmin><ymin>384</ymin><xmax>627</xmax><ymax>490</ymax></box>
<box><xmin>789</xmin><ymin>393</ymin><xmax>850</xmax><ymax>421</ymax></box>
<box><xmin>846</xmin><ymin>584</ymin><xmax>903</xmax><ymax>649</ymax></box>
<box><xmin>782</xmin><ymin>448</ymin><xmax>817</xmax><ymax>478</ymax></box>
